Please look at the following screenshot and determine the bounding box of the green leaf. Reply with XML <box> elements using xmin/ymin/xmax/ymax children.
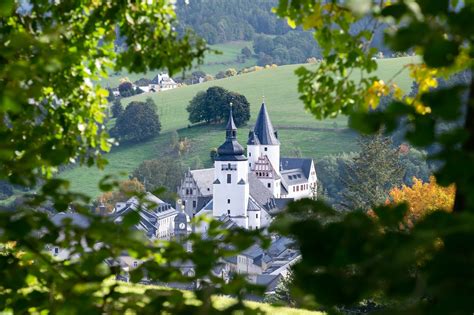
<box><xmin>122</xmin><ymin>210</ymin><xmax>140</xmax><ymax>227</ymax></box>
<box><xmin>381</xmin><ymin>3</ymin><xmax>408</xmax><ymax>19</ymax></box>
<box><xmin>0</xmin><ymin>0</ymin><xmax>14</xmax><ymax>17</ymax></box>
<box><xmin>423</xmin><ymin>37</ymin><xmax>460</xmax><ymax>67</ymax></box>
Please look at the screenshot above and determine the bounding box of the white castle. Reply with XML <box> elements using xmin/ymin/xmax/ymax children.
<box><xmin>178</xmin><ymin>102</ymin><xmax>318</xmax><ymax>230</ymax></box>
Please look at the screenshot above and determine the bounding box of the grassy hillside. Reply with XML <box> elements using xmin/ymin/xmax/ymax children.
<box><xmin>101</xmin><ymin>41</ymin><xmax>256</xmax><ymax>87</ymax></box>
<box><xmin>61</xmin><ymin>57</ymin><xmax>417</xmax><ymax>198</ymax></box>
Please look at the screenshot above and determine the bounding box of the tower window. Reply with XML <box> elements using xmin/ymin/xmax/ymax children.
<box><xmin>227</xmin><ymin>210</ymin><xmax>230</xmax><ymax>215</ymax></box>
<box><xmin>249</xmin><ymin>152</ymin><xmax>251</xmax><ymax>156</ymax></box>
<box><xmin>227</xmin><ymin>199</ymin><xmax>230</xmax><ymax>204</ymax></box>
<box><xmin>256</xmin><ymin>213</ymin><xmax>259</xmax><ymax>218</ymax></box>
<box><xmin>267</xmin><ymin>183</ymin><xmax>271</xmax><ymax>188</ymax></box>
<box><xmin>192</xmin><ymin>200</ymin><xmax>196</xmax><ymax>208</ymax></box>
<box><xmin>249</xmin><ymin>163</ymin><xmax>251</xmax><ymax>167</ymax></box>
<box><xmin>227</xmin><ymin>174</ymin><xmax>231</xmax><ymax>183</ymax></box>
<box><xmin>264</xmin><ymin>147</ymin><xmax>268</xmax><ymax>151</ymax></box>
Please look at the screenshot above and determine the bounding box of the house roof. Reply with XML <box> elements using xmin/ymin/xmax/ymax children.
<box><xmin>112</xmin><ymin>193</ymin><xmax>178</xmax><ymax>239</ymax></box>
<box><xmin>190</xmin><ymin>168</ymin><xmax>214</xmax><ymax>196</ymax></box>
<box><xmin>196</xmin><ymin>196</ymin><xmax>212</xmax><ymax>212</ymax></box>
<box><xmin>280</xmin><ymin>169</ymin><xmax>308</xmax><ymax>186</ymax></box>
<box><xmin>51</xmin><ymin>212</ymin><xmax>90</xmax><ymax>229</ymax></box>
<box><xmin>248</xmin><ymin>103</ymin><xmax>280</xmax><ymax>145</ymax></box>
<box><xmin>280</xmin><ymin>157</ymin><xmax>313</xmax><ymax>179</ymax></box>
<box><xmin>248</xmin><ymin>172</ymin><xmax>273</xmax><ymax>207</ymax></box>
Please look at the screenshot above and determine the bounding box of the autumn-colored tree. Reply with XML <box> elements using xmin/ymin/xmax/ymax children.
<box><xmin>389</xmin><ymin>176</ymin><xmax>455</xmax><ymax>226</ymax></box>
<box><xmin>97</xmin><ymin>178</ymin><xmax>145</xmax><ymax>213</ymax></box>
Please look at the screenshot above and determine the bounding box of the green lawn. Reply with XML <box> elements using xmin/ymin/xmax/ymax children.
<box><xmin>60</xmin><ymin>56</ymin><xmax>417</xmax><ymax>198</ymax></box>
<box><xmin>100</xmin><ymin>41</ymin><xmax>256</xmax><ymax>87</ymax></box>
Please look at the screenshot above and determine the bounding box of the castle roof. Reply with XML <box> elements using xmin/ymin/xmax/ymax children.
<box><xmin>189</xmin><ymin>168</ymin><xmax>214</xmax><ymax>196</ymax></box>
<box><xmin>216</xmin><ymin>106</ymin><xmax>246</xmax><ymax>161</ymax></box>
<box><xmin>280</xmin><ymin>157</ymin><xmax>313</xmax><ymax>179</ymax></box>
<box><xmin>248</xmin><ymin>102</ymin><xmax>280</xmax><ymax>145</ymax></box>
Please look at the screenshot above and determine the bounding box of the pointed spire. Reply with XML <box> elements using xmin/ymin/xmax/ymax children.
<box><xmin>225</xmin><ymin>102</ymin><xmax>237</xmax><ymax>137</ymax></box>
<box><xmin>216</xmin><ymin>103</ymin><xmax>246</xmax><ymax>161</ymax></box>
<box><xmin>248</xmin><ymin>101</ymin><xmax>280</xmax><ymax>145</ymax></box>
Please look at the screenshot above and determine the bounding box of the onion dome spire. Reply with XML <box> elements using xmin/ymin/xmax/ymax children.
<box><xmin>216</xmin><ymin>103</ymin><xmax>246</xmax><ymax>161</ymax></box>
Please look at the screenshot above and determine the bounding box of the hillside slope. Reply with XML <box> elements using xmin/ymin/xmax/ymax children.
<box><xmin>61</xmin><ymin>57</ymin><xmax>417</xmax><ymax>198</ymax></box>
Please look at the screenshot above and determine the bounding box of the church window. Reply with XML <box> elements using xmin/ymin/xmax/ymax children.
<box><xmin>256</xmin><ymin>213</ymin><xmax>259</xmax><ymax>218</ymax></box>
<box><xmin>227</xmin><ymin>174</ymin><xmax>231</xmax><ymax>183</ymax></box>
<box><xmin>182</xmin><ymin>200</ymin><xmax>186</xmax><ymax>206</ymax></box>
<box><xmin>54</xmin><ymin>247</ymin><xmax>59</xmax><ymax>255</ymax></box>
<box><xmin>192</xmin><ymin>200</ymin><xmax>196</xmax><ymax>208</ymax></box>
<box><xmin>227</xmin><ymin>199</ymin><xmax>230</xmax><ymax>204</ymax></box>
<box><xmin>267</xmin><ymin>183</ymin><xmax>271</xmax><ymax>188</ymax></box>
<box><xmin>249</xmin><ymin>152</ymin><xmax>251</xmax><ymax>156</ymax></box>
<box><xmin>249</xmin><ymin>163</ymin><xmax>251</xmax><ymax>167</ymax></box>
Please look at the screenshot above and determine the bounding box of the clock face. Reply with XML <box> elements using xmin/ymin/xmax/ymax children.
<box><xmin>179</xmin><ymin>222</ymin><xmax>186</xmax><ymax>230</ymax></box>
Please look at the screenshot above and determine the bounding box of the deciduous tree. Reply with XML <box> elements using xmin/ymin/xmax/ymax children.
<box><xmin>271</xmin><ymin>1</ymin><xmax>474</xmax><ymax>313</ymax></box>
<box><xmin>132</xmin><ymin>158</ymin><xmax>183</xmax><ymax>195</ymax></box>
<box><xmin>97</xmin><ymin>178</ymin><xmax>145</xmax><ymax>213</ymax></box>
<box><xmin>187</xmin><ymin>86</ymin><xmax>250</xmax><ymax>126</ymax></box>
<box><xmin>111</xmin><ymin>99</ymin><xmax>123</xmax><ymax>118</ymax></box>
<box><xmin>113</xmin><ymin>99</ymin><xmax>161</xmax><ymax>142</ymax></box>
<box><xmin>389</xmin><ymin>176</ymin><xmax>454</xmax><ymax>226</ymax></box>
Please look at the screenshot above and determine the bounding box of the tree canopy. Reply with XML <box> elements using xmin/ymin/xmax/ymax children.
<box><xmin>270</xmin><ymin>0</ymin><xmax>474</xmax><ymax>313</ymax></box>
<box><xmin>340</xmin><ymin>134</ymin><xmax>404</xmax><ymax>210</ymax></box>
<box><xmin>187</xmin><ymin>86</ymin><xmax>251</xmax><ymax>127</ymax></box>
<box><xmin>0</xmin><ymin>2</ymin><xmax>267</xmax><ymax>314</ymax></box>
<box><xmin>112</xmin><ymin>99</ymin><xmax>161</xmax><ymax>142</ymax></box>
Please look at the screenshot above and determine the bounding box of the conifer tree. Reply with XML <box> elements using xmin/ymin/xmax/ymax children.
<box><xmin>340</xmin><ymin>134</ymin><xmax>404</xmax><ymax>211</ymax></box>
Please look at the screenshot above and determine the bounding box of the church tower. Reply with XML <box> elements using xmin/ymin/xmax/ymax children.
<box><xmin>247</xmin><ymin>101</ymin><xmax>281</xmax><ymax>197</ymax></box>
<box><xmin>212</xmin><ymin>105</ymin><xmax>249</xmax><ymax>228</ymax></box>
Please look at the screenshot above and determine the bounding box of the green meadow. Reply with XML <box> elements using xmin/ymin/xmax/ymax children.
<box><xmin>101</xmin><ymin>41</ymin><xmax>256</xmax><ymax>87</ymax></box>
<box><xmin>61</xmin><ymin>56</ymin><xmax>418</xmax><ymax>198</ymax></box>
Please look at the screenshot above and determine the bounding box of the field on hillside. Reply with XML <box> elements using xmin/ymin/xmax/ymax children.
<box><xmin>100</xmin><ymin>41</ymin><xmax>256</xmax><ymax>87</ymax></box>
<box><xmin>61</xmin><ymin>57</ymin><xmax>418</xmax><ymax>198</ymax></box>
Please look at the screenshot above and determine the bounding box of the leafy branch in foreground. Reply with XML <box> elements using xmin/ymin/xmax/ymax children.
<box><xmin>272</xmin><ymin>0</ymin><xmax>474</xmax><ymax>313</ymax></box>
<box><xmin>0</xmin><ymin>189</ymin><xmax>269</xmax><ymax>313</ymax></box>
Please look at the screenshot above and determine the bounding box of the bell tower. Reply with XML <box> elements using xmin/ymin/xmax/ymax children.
<box><xmin>212</xmin><ymin>104</ymin><xmax>249</xmax><ymax>229</ymax></box>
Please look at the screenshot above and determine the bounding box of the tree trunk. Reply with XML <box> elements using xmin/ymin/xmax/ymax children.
<box><xmin>453</xmin><ymin>69</ymin><xmax>474</xmax><ymax>212</ymax></box>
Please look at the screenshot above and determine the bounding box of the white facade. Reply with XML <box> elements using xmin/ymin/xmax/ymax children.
<box><xmin>212</xmin><ymin>160</ymin><xmax>250</xmax><ymax>229</ymax></box>
<box><xmin>189</xmin><ymin>102</ymin><xmax>318</xmax><ymax>232</ymax></box>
